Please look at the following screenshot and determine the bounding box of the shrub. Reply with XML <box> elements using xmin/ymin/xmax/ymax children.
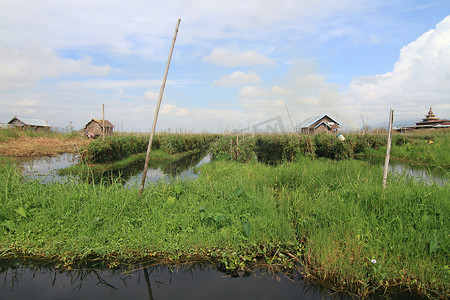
<box><xmin>255</xmin><ymin>134</ymin><xmax>315</xmax><ymax>164</ymax></box>
<box><xmin>80</xmin><ymin>134</ymin><xmax>217</xmax><ymax>164</ymax></box>
<box><xmin>314</xmin><ymin>134</ymin><xmax>353</xmax><ymax>160</ymax></box>
<box><xmin>80</xmin><ymin>135</ymin><xmax>149</xmax><ymax>163</ymax></box>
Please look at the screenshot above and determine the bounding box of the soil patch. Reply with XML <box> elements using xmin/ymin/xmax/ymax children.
<box><xmin>0</xmin><ymin>136</ymin><xmax>90</xmax><ymax>157</ymax></box>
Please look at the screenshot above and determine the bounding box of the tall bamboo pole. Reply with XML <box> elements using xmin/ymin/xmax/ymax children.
<box><xmin>102</xmin><ymin>104</ymin><xmax>105</xmax><ymax>140</ymax></box>
<box><xmin>139</xmin><ymin>18</ymin><xmax>181</xmax><ymax>197</ymax></box>
<box><xmin>382</xmin><ymin>109</ymin><xmax>394</xmax><ymax>188</ymax></box>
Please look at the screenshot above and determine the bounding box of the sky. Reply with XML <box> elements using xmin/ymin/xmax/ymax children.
<box><xmin>1</xmin><ymin>0</ymin><xmax>449</xmax><ymax>133</ymax></box>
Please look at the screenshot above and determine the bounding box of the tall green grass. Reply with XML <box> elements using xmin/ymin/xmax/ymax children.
<box><xmin>210</xmin><ymin>131</ymin><xmax>449</xmax><ymax>168</ymax></box>
<box><xmin>279</xmin><ymin>158</ymin><xmax>448</xmax><ymax>297</ymax></box>
<box><xmin>384</xmin><ymin>133</ymin><xmax>449</xmax><ymax>168</ymax></box>
<box><xmin>0</xmin><ymin>156</ymin><xmax>448</xmax><ymax>298</ymax></box>
<box><xmin>80</xmin><ymin>133</ymin><xmax>217</xmax><ymax>164</ymax></box>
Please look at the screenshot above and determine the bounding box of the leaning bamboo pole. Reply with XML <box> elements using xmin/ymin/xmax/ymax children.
<box><xmin>382</xmin><ymin>109</ymin><xmax>394</xmax><ymax>188</ymax></box>
<box><xmin>139</xmin><ymin>18</ymin><xmax>181</xmax><ymax>197</ymax></box>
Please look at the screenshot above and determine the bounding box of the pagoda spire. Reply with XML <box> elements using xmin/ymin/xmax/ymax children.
<box><xmin>423</xmin><ymin>106</ymin><xmax>437</xmax><ymax>121</ymax></box>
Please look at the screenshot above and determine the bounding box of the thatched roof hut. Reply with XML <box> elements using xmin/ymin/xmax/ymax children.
<box><xmin>84</xmin><ymin>119</ymin><xmax>114</xmax><ymax>138</ymax></box>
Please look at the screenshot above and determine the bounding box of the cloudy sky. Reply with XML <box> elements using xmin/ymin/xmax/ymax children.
<box><xmin>1</xmin><ymin>0</ymin><xmax>449</xmax><ymax>132</ymax></box>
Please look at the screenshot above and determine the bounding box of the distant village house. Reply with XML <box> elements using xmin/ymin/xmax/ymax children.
<box><xmin>296</xmin><ymin>115</ymin><xmax>340</xmax><ymax>135</ymax></box>
<box><xmin>8</xmin><ymin>116</ymin><xmax>51</xmax><ymax>131</ymax></box>
<box><xmin>84</xmin><ymin>119</ymin><xmax>114</xmax><ymax>138</ymax></box>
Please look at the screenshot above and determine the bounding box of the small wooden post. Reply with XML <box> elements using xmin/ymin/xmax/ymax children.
<box><xmin>382</xmin><ymin>109</ymin><xmax>394</xmax><ymax>188</ymax></box>
<box><xmin>139</xmin><ymin>18</ymin><xmax>181</xmax><ymax>197</ymax></box>
<box><xmin>102</xmin><ymin>104</ymin><xmax>105</xmax><ymax>140</ymax></box>
<box><xmin>230</xmin><ymin>138</ymin><xmax>233</xmax><ymax>161</ymax></box>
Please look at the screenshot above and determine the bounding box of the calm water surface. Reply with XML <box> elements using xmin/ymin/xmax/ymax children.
<box><xmin>20</xmin><ymin>153</ymin><xmax>447</xmax><ymax>186</ymax></box>
<box><xmin>20</xmin><ymin>152</ymin><xmax>210</xmax><ymax>186</ymax></box>
<box><xmin>1</xmin><ymin>264</ymin><xmax>332</xmax><ymax>300</ymax></box>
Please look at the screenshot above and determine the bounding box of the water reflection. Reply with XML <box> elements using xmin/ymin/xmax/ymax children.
<box><xmin>1</xmin><ymin>262</ymin><xmax>332</xmax><ymax>300</ymax></box>
<box><xmin>125</xmin><ymin>152</ymin><xmax>211</xmax><ymax>187</ymax></box>
<box><xmin>388</xmin><ymin>161</ymin><xmax>447</xmax><ymax>185</ymax></box>
<box><xmin>20</xmin><ymin>152</ymin><xmax>447</xmax><ymax>186</ymax></box>
<box><xmin>20</xmin><ymin>153</ymin><xmax>79</xmax><ymax>184</ymax></box>
<box><xmin>366</xmin><ymin>157</ymin><xmax>448</xmax><ymax>186</ymax></box>
<box><xmin>20</xmin><ymin>151</ymin><xmax>211</xmax><ymax>186</ymax></box>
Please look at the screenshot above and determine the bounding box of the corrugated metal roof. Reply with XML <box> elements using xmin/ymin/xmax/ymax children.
<box><xmin>295</xmin><ymin>116</ymin><xmax>321</xmax><ymax>129</ymax></box>
<box><xmin>8</xmin><ymin>117</ymin><xmax>51</xmax><ymax>127</ymax></box>
<box><xmin>295</xmin><ymin>115</ymin><xmax>339</xmax><ymax>128</ymax></box>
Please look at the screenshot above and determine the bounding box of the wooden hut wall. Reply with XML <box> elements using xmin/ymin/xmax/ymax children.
<box><xmin>85</xmin><ymin>121</ymin><xmax>114</xmax><ymax>136</ymax></box>
<box><xmin>314</xmin><ymin>123</ymin><xmax>331</xmax><ymax>133</ymax></box>
<box><xmin>85</xmin><ymin>122</ymin><xmax>102</xmax><ymax>136</ymax></box>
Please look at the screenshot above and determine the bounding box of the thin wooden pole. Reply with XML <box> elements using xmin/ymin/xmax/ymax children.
<box><xmin>102</xmin><ymin>104</ymin><xmax>105</xmax><ymax>140</ymax></box>
<box><xmin>139</xmin><ymin>18</ymin><xmax>181</xmax><ymax>197</ymax></box>
<box><xmin>382</xmin><ymin>109</ymin><xmax>394</xmax><ymax>188</ymax></box>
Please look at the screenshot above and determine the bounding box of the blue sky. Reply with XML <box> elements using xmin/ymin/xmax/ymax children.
<box><xmin>1</xmin><ymin>0</ymin><xmax>449</xmax><ymax>132</ymax></box>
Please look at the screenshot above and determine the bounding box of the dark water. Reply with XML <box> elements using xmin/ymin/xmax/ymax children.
<box><xmin>0</xmin><ymin>263</ymin><xmax>332</xmax><ymax>300</ymax></box>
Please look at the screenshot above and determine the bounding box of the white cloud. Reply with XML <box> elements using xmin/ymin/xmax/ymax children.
<box><xmin>160</xmin><ymin>104</ymin><xmax>189</xmax><ymax>116</ymax></box>
<box><xmin>0</xmin><ymin>46</ymin><xmax>111</xmax><ymax>90</ymax></box>
<box><xmin>0</xmin><ymin>1</ymin><xmax>371</xmax><ymax>57</ymax></box>
<box><xmin>144</xmin><ymin>91</ymin><xmax>160</xmax><ymax>101</ymax></box>
<box><xmin>213</xmin><ymin>71</ymin><xmax>262</xmax><ymax>87</ymax></box>
<box><xmin>238</xmin><ymin>85</ymin><xmax>291</xmax><ymax>99</ymax></box>
<box><xmin>241</xmin><ymin>98</ymin><xmax>285</xmax><ymax>112</ymax></box>
<box><xmin>344</xmin><ymin>15</ymin><xmax>450</xmax><ymax>125</ymax></box>
<box><xmin>239</xmin><ymin>86</ymin><xmax>270</xmax><ymax>98</ymax></box>
<box><xmin>204</xmin><ymin>49</ymin><xmax>275</xmax><ymax>67</ymax></box>
<box><xmin>272</xmin><ymin>86</ymin><xmax>291</xmax><ymax>95</ymax></box>
<box><xmin>59</xmin><ymin>79</ymin><xmax>162</xmax><ymax>91</ymax></box>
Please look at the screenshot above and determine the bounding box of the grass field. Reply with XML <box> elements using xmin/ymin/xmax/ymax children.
<box><xmin>0</xmin><ymin>156</ymin><xmax>448</xmax><ymax>298</ymax></box>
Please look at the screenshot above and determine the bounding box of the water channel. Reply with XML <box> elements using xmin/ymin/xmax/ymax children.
<box><xmin>19</xmin><ymin>151</ymin><xmax>211</xmax><ymax>186</ymax></box>
<box><xmin>1</xmin><ymin>262</ymin><xmax>334</xmax><ymax>300</ymax></box>
<box><xmin>19</xmin><ymin>152</ymin><xmax>447</xmax><ymax>186</ymax></box>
